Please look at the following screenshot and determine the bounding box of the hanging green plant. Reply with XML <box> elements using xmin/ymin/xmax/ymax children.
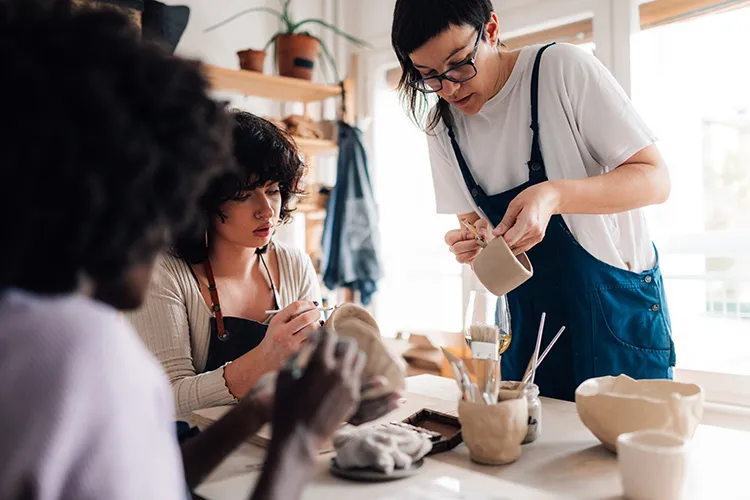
<box><xmin>204</xmin><ymin>0</ymin><xmax>369</xmax><ymax>82</ymax></box>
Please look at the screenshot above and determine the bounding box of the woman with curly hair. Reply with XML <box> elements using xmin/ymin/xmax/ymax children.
<box><xmin>127</xmin><ymin>111</ymin><xmax>344</xmax><ymax>418</ymax></box>
<box><xmin>0</xmin><ymin>2</ymin><xmax>389</xmax><ymax>499</ymax></box>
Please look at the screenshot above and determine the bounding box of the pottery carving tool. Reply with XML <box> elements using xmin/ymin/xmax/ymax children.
<box><xmin>265</xmin><ymin>306</ymin><xmax>334</xmax><ymax>316</ymax></box>
<box><xmin>461</xmin><ymin>219</ymin><xmax>488</xmax><ymax>248</ymax></box>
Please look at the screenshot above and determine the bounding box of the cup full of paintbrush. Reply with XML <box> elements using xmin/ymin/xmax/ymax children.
<box><xmin>463</xmin><ymin>289</ymin><xmax>512</xmax><ymax>404</ymax></box>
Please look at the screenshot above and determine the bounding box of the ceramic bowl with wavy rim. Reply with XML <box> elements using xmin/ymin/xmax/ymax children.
<box><xmin>575</xmin><ymin>374</ymin><xmax>704</xmax><ymax>453</ymax></box>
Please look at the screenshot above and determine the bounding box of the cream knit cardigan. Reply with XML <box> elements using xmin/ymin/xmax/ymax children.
<box><xmin>126</xmin><ymin>242</ymin><xmax>321</xmax><ymax>419</ymax></box>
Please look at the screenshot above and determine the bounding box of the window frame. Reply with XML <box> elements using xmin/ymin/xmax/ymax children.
<box><xmin>501</xmin><ymin>0</ymin><xmax>750</xmax><ymax>48</ymax></box>
<box><xmin>497</xmin><ymin>0</ymin><xmax>750</xmax><ymax>407</ymax></box>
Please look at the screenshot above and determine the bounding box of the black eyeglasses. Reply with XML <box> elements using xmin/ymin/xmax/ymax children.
<box><xmin>409</xmin><ymin>25</ymin><xmax>484</xmax><ymax>94</ymax></box>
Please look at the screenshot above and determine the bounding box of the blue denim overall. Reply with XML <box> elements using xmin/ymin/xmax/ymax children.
<box><xmin>447</xmin><ymin>43</ymin><xmax>676</xmax><ymax>401</ymax></box>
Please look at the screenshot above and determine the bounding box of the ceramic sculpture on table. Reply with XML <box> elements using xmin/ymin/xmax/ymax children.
<box><xmin>458</xmin><ymin>397</ymin><xmax>528</xmax><ymax>465</ymax></box>
<box><xmin>575</xmin><ymin>374</ymin><xmax>704</xmax><ymax>453</ymax></box>
<box><xmin>471</xmin><ymin>236</ymin><xmax>533</xmax><ymax>297</ymax></box>
<box><xmin>325</xmin><ymin>304</ymin><xmax>406</xmax><ymax>400</ymax></box>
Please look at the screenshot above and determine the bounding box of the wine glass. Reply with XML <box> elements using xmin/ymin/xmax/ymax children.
<box><xmin>464</xmin><ymin>290</ymin><xmax>512</xmax><ymax>356</ymax></box>
<box><xmin>464</xmin><ymin>288</ymin><xmax>511</xmax><ymax>402</ymax></box>
<box><xmin>495</xmin><ymin>294</ymin><xmax>512</xmax><ymax>356</ymax></box>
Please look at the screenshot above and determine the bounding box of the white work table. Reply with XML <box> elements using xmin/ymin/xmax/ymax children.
<box><xmin>195</xmin><ymin>375</ymin><xmax>750</xmax><ymax>500</ymax></box>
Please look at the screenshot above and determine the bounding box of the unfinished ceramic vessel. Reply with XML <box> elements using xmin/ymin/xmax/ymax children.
<box><xmin>472</xmin><ymin>237</ymin><xmax>533</xmax><ymax>297</ymax></box>
<box><xmin>575</xmin><ymin>374</ymin><xmax>704</xmax><ymax>453</ymax></box>
<box><xmin>325</xmin><ymin>303</ymin><xmax>380</xmax><ymax>331</ymax></box>
<box><xmin>327</xmin><ymin>308</ymin><xmax>406</xmax><ymax>401</ymax></box>
<box><xmin>458</xmin><ymin>397</ymin><xmax>528</xmax><ymax>465</ymax></box>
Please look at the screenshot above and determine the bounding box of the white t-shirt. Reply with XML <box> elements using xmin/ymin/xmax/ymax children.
<box><xmin>0</xmin><ymin>290</ymin><xmax>187</xmax><ymax>500</ymax></box>
<box><xmin>427</xmin><ymin>43</ymin><xmax>658</xmax><ymax>272</ymax></box>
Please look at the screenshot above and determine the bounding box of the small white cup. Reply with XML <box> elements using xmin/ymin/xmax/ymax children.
<box><xmin>617</xmin><ymin>430</ymin><xmax>689</xmax><ymax>500</ymax></box>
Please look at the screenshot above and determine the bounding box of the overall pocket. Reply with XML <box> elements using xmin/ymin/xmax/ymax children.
<box><xmin>590</xmin><ymin>275</ymin><xmax>674</xmax><ymax>379</ymax></box>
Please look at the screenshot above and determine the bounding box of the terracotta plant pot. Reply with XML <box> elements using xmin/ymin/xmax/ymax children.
<box><xmin>275</xmin><ymin>34</ymin><xmax>320</xmax><ymax>80</ymax></box>
<box><xmin>237</xmin><ymin>49</ymin><xmax>266</xmax><ymax>73</ymax></box>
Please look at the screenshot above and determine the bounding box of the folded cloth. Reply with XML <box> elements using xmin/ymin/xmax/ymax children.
<box><xmin>333</xmin><ymin>424</ymin><xmax>432</xmax><ymax>475</ymax></box>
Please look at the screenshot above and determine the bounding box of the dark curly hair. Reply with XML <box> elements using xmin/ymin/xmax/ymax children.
<box><xmin>0</xmin><ymin>0</ymin><xmax>234</xmax><ymax>299</ymax></box>
<box><xmin>171</xmin><ymin>111</ymin><xmax>306</xmax><ymax>265</ymax></box>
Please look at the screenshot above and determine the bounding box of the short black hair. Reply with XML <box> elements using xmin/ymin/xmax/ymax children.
<box><xmin>391</xmin><ymin>0</ymin><xmax>493</xmax><ymax>131</ymax></box>
<box><xmin>0</xmin><ymin>0</ymin><xmax>233</xmax><ymax>296</ymax></box>
<box><xmin>171</xmin><ymin>111</ymin><xmax>306</xmax><ymax>265</ymax></box>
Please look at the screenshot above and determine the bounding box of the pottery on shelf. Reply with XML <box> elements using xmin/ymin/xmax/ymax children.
<box><xmin>237</xmin><ymin>49</ymin><xmax>266</xmax><ymax>72</ymax></box>
<box><xmin>458</xmin><ymin>397</ymin><xmax>528</xmax><ymax>465</ymax></box>
<box><xmin>471</xmin><ymin>237</ymin><xmax>533</xmax><ymax>297</ymax></box>
<box><xmin>326</xmin><ymin>304</ymin><xmax>406</xmax><ymax>400</ymax></box>
<box><xmin>575</xmin><ymin>374</ymin><xmax>704</xmax><ymax>453</ymax></box>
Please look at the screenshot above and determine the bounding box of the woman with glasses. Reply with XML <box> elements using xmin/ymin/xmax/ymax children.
<box><xmin>392</xmin><ymin>0</ymin><xmax>675</xmax><ymax>401</ymax></box>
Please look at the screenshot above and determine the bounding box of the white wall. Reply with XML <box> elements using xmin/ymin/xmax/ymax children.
<box><xmin>345</xmin><ymin>0</ymin><xmax>654</xmax><ymax>93</ymax></box>
<box><xmin>346</xmin><ymin>0</ymin><xmax>590</xmax><ymax>50</ymax></box>
<box><xmin>165</xmin><ymin>0</ymin><xmax>340</xmax><ymax>249</ymax></box>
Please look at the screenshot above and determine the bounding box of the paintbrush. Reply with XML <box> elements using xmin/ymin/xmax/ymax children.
<box><xmin>522</xmin><ymin>326</ymin><xmax>566</xmax><ymax>384</ymax></box>
<box><xmin>520</xmin><ymin>312</ymin><xmax>545</xmax><ymax>392</ymax></box>
<box><xmin>468</xmin><ymin>324</ymin><xmax>500</xmax><ymax>404</ymax></box>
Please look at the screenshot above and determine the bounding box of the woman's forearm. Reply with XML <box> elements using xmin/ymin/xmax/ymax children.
<box><xmin>553</xmin><ymin>145</ymin><xmax>671</xmax><ymax>215</ymax></box>
<box><xmin>181</xmin><ymin>397</ymin><xmax>268</xmax><ymax>490</ymax></box>
<box><xmin>224</xmin><ymin>349</ymin><xmax>275</xmax><ymax>399</ymax></box>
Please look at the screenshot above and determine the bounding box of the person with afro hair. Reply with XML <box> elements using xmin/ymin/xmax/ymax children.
<box><xmin>0</xmin><ymin>1</ymin><xmax>371</xmax><ymax>499</ymax></box>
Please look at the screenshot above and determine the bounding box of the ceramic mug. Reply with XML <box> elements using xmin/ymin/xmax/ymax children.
<box><xmin>617</xmin><ymin>430</ymin><xmax>689</xmax><ymax>500</ymax></box>
<box><xmin>472</xmin><ymin>237</ymin><xmax>533</xmax><ymax>297</ymax></box>
<box><xmin>458</xmin><ymin>396</ymin><xmax>528</xmax><ymax>465</ymax></box>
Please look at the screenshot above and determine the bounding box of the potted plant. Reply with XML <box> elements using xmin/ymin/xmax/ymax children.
<box><xmin>204</xmin><ymin>0</ymin><xmax>368</xmax><ymax>81</ymax></box>
<box><xmin>236</xmin><ymin>48</ymin><xmax>266</xmax><ymax>73</ymax></box>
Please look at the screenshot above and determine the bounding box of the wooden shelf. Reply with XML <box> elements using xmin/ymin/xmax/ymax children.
<box><xmin>293</xmin><ymin>137</ymin><xmax>338</xmax><ymax>156</ymax></box>
<box><xmin>296</xmin><ymin>203</ymin><xmax>327</xmax><ymax>221</ymax></box>
<box><xmin>205</xmin><ymin>65</ymin><xmax>342</xmax><ymax>103</ymax></box>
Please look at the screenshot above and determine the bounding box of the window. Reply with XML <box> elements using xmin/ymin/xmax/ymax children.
<box><xmin>631</xmin><ymin>5</ymin><xmax>750</xmax><ymax>377</ymax></box>
<box><xmin>371</xmin><ymin>68</ymin><xmax>464</xmax><ymax>337</ymax></box>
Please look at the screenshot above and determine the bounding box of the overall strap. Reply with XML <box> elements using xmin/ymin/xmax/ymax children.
<box><xmin>447</xmin><ymin>125</ymin><xmax>491</xmax><ymax>209</ymax></box>
<box><xmin>204</xmin><ymin>252</ymin><xmax>279</xmax><ymax>341</ymax></box>
<box><xmin>203</xmin><ymin>258</ymin><xmax>227</xmax><ymax>340</ymax></box>
<box><xmin>528</xmin><ymin>42</ymin><xmax>555</xmax><ymax>182</ymax></box>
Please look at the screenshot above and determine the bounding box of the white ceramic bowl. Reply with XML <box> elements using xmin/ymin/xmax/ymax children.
<box><xmin>575</xmin><ymin>374</ymin><xmax>704</xmax><ymax>453</ymax></box>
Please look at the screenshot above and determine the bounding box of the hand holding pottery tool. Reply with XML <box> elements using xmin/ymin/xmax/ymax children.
<box><xmin>461</xmin><ymin>219</ymin><xmax>488</xmax><ymax>248</ymax></box>
<box><xmin>274</xmin><ymin>329</ymin><xmax>362</xmax><ymax>446</ymax></box>
<box><xmin>444</xmin><ymin>218</ymin><xmax>492</xmax><ymax>264</ymax></box>
<box><xmin>283</xmin><ymin>328</ymin><xmax>403</xmax><ymax>427</ymax></box>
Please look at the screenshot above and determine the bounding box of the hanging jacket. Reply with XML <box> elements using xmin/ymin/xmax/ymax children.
<box><xmin>321</xmin><ymin>121</ymin><xmax>381</xmax><ymax>305</ymax></box>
